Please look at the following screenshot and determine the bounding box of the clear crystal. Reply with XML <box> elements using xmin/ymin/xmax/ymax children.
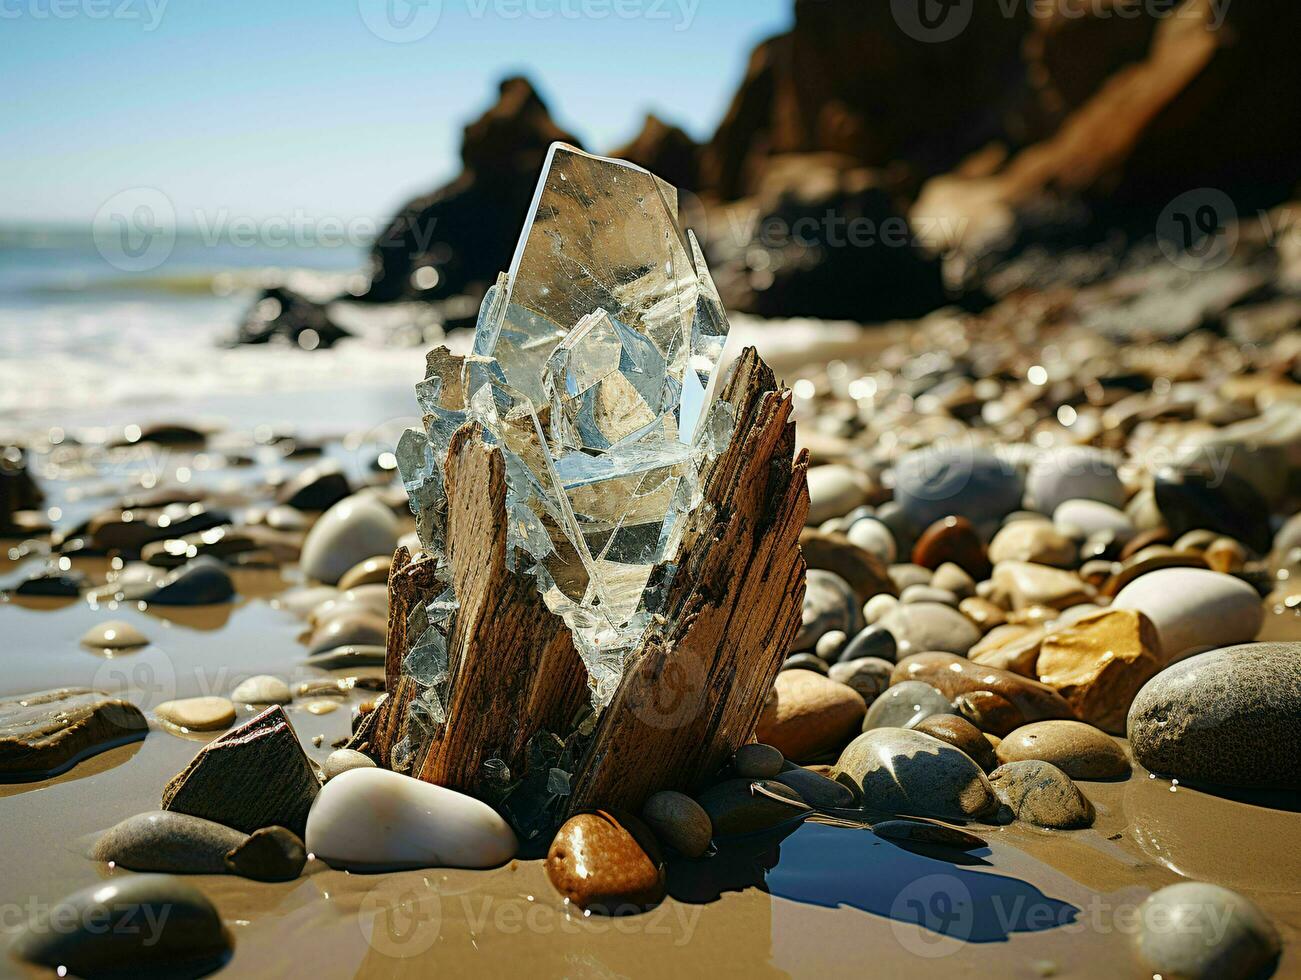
<box><xmin>398</xmin><ymin>143</ymin><xmax>732</xmax><ymax>711</ymax></box>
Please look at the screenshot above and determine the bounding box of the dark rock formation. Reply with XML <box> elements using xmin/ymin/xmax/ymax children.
<box><xmin>611</xmin><ymin>114</ymin><xmax>699</xmax><ymax>193</ymax></box>
<box><xmin>231</xmin><ymin>286</ymin><xmax>350</xmax><ymax>348</ymax></box>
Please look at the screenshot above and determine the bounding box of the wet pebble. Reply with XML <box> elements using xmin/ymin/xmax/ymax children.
<box><xmin>696</xmin><ymin>778</ymin><xmax>809</xmax><ymax>834</ymax></box>
<box><xmin>225</xmin><ymin>825</ymin><xmax>307</xmax><ymax>882</ymax></box>
<box><xmin>914</xmin><ymin>714</ymin><xmax>998</xmax><ymax>772</ymax></box>
<box><xmin>145</xmin><ymin>557</ymin><xmax>235</xmax><ymax>606</ymax></box>
<box><xmin>879</xmin><ymin>601</ymin><xmax>981</xmax><ymax>657</ymax></box>
<box><xmin>911</xmin><ymin>515</ymin><xmax>990</xmax><ymax>579</ymax></box>
<box><xmin>642</xmin><ymin>791</ymin><xmax>712</xmax><ymax>858</ymax></box>
<box><xmin>1112</xmin><ymin>568</ymin><xmax>1264</xmax><ymax>659</ymax></box>
<box><xmin>795</xmin><ymin>569</ymin><xmax>861</xmax><ymax>651</ymax></box>
<box><xmin>833</xmin><ymin>728</ymin><xmax>998</xmax><ymax>820</ymax></box>
<box><xmin>995</xmin><ymin>720</ymin><xmax>1130</xmax><ymax>779</ymax></box>
<box><xmin>827</xmin><ymin>656</ymin><xmax>893</xmax><ymax>705</ymax></box>
<box><xmin>734</xmin><ymin>743</ymin><xmax>785</xmax><ymax>778</ymax></box>
<box><xmin>299</xmin><ymin>492</ymin><xmax>400</xmax><ymax>585</ymax></box>
<box><xmin>838</xmin><ymin>623</ymin><xmax>897</xmax><ymax>663</ymax></box>
<box><xmin>322</xmin><ymin>748</ymin><xmax>377</xmax><ymax>781</ymax></box>
<box><xmin>231</xmin><ymin>675</ymin><xmax>292</xmax><ymax>705</ymax></box>
<box><xmin>755</xmin><ymin>670</ymin><xmax>866</xmax><ymax>760</ymax></box>
<box><xmin>862</xmin><ymin>680</ymin><xmax>955</xmax><ymax>732</ymax></box>
<box><xmin>92</xmin><ymin>810</ymin><xmax>246</xmax><ymax>874</ymax></box>
<box><xmin>79</xmin><ymin>619</ymin><xmax>149</xmax><ymax>651</ymax></box>
<box><xmin>989</xmin><ymin>760</ymin><xmax>1095</xmax><ymax>829</ymax></box>
<box><xmin>1136</xmin><ymin>882</ymin><xmax>1280</xmax><ymax>980</ymax></box>
<box><xmin>155</xmin><ymin>696</ymin><xmax>236</xmax><ymax>732</ymax></box>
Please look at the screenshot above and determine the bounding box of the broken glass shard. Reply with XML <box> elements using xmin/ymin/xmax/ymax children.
<box><xmin>397</xmin><ymin>143</ymin><xmax>733</xmax><ymax>713</ymax></box>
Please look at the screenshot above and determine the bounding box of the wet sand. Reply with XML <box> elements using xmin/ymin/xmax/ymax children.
<box><xmin>2</xmin><ymin>376</ymin><xmax>1300</xmax><ymax>978</ymax></box>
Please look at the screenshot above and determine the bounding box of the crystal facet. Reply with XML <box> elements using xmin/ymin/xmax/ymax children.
<box><xmin>397</xmin><ymin>143</ymin><xmax>732</xmax><ymax>712</ymax></box>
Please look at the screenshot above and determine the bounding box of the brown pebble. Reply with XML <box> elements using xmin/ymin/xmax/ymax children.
<box><xmin>546</xmin><ymin>810</ymin><xmax>665</xmax><ymax>914</ymax></box>
<box><xmin>912</xmin><ymin>516</ymin><xmax>991</xmax><ymax>579</ymax></box>
<box><xmin>336</xmin><ymin>555</ymin><xmax>393</xmax><ymax>591</ymax></box>
<box><xmin>914</xmin><ymin>715</ymin><xmax>999</xmax><ymax>771</ymax></box>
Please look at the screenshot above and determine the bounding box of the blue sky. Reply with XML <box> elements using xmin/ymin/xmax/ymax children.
<box><xmin>2</xmin><ymin>0</ymin><xmax>791</xmax><ymax>225</ymax></box>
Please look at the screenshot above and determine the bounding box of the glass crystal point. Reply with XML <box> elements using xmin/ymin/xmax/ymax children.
<box><xmin>397</xmin><ymin>143</ymin><xmax>733</xmax><ymax>711</ymax></box>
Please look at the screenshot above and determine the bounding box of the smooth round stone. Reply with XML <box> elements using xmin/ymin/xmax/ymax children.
<box><xmin>336</xmin><ymin>555</ymin><xmax>393</xmax><ymax>591</ymax></box>
<box><xmin>1053</xmin><ymin>499</ymin><xmax>1134</xmax><ymax>540</ymax></box>
<box><xmin>794</xmin><ymin>569</ymin><xmax>860</xmax><ymax>651</ymax></box>
<box><xmin>155</xmin><ymin>696</ymin><xmax>236</xmax><ymax>732</ymax></box>
<box><xmin>930</xmin><ymin>562</ymin><xmax>975</xmax><ymax>599</ymax></box>
<box><xmin>863</xmin><ymin>593</ymin><xmax>899</xmax><ymax>625</ymax></box>
<box><xmin>989</xmin><ymin>760</ymin><xmax>1094</xmax><ymax>828</ymax></box>
<box><xmin>322</xmin><ymin>748</ymin><xmax>377</xmax><ymax>781</ymax></box>
<box><xmin>911</xmin><ymin>516</ymin><xmax>991</xmax><ymax>579</ymax></box>
<box><xmin>547</xmin><ymin>810</ymin><xmax>666</xmax><ymax>913</ymax></box>
<box><xmin>10</xmin><ymin>874</ymin><xmax>230</xmax><ymax>977</ymax></box>
<box><xmin>833</xmin><ymin>728</ymin><xmax>998</xmax><ymax>820</ymax></box>
<box><xmin>1026</xmin><ymin>446</ymin><xmax>1124</xmax><ymax>514</ymax></box>
<box><xmin>734</xmin><ymin>743</ymin><xmax>785</xmax><ymax>778</ymax></box>
<box><xmin>277</xmin><ymin>585</ymin><xmax>338</xmax><ymax>618</ymax></box>
<box><xmin>996</xmin><ymin>720</ymin><xmax>1130</xmax><ymax>779</ymax></box>
<box><xmin>80</xmin><ymin>619</ymin><xmax>149</xmax><ymax>651</ymax></box>
<box><xmin>988</xmin><ymin>521</ymin><xmax>1076</xmax><ymax>568</ymax></box>
<box><xmin>1205</xmin><ymin>537</ymin><xmax>1246</xmax><ymax>573</ymax></box>
<box><xmin>642</xmin><ymin>791</ymin><xmax>712</xmax><ymax>858</ymax></box>
<box><xmin>276</xmin><ymin>462</ymin><xmax>351</xmax><ymax>510</ymax></box>
<box><xmin>782</xmin><ymin>652</ymin><xmax>828</xmax><ymax>675</ymax></box>
<box><xmin>879</xmin><ymin>602</ymin><xmax>981</xmax><ymax>657</ymax></box>
<box><xmin>1155</xmin><ymin>467</ymin><xmax>1271</xmax><ymax>554</ymax></box>
<box><xmin>806</xmin><ymin>464</ymin><xmax>871</xmax><ymax>525</ymax></box>
<box><xmin>862</xmin><ymin>681</ymin><xmax>955</xmax><ymax>732</ymax></box>
<box><xmin>959</xmin><ymin>596</ymin><xmax>1006</xmax><ymax>631</ymax></box>
<box><xmin>1127</xmin><ymin>642</ymin><xmax>1301</xmax><ymax>790</ymax></box>
<box><xmin>307</xmin><ymin>584</ymin><xmax>389</xmax><ymax>627</ymax></box>
<box><xmin>92</xmin><ymin>810</ymin><xmax>246</xmax><ymax>873</ymax></box>
<box><xmin>264</xmin><ymin>504</ymin><xmax>309</xmax><ymax>531</ymax></box>
<box><xmin>773</xmin><ymin>766</ymin><xmax>856</xmax><ymax>808</ymax></box>
<box><xmin>838</xmin><ymin>624</ymin><xmax>897</xmax><ymax>663</ymax></box>
<box><xmin>893</xmin><ymin>448</ymin><xmax>1024</xmax><ymax>531</ymax></box>
<box><xmin>755</xmin><ymin>670</ymin><xmax>866</xmax><ymax>761</ymax></box>
<box><xmin>1136</xmin><ymin>883</ymin><xmax>1280</xmax><ymax>980</ymax></box>
<box><xmin>892</xmin><ymin>651</ymin><xmax>1075</xmax><ymax>736</ymax></box>
<box><xmin>872</xmin><ymin>819</ymin><xmax>986</xmax><ymax>851</ymax></box>
<box><xmin>827</xmin><ymin>657</ymin><xmax>893</xmax><ymax>705</ymax></box>
<box><xmin>696</xmin><ymin>778</ymin><xmax>808</xmax><ymax>835</ymax></box>
<box><xmin>846</xmin><ymin>517</ymin><xmax>897</xmax><ymax>564</ymax></box>
<box><xmin>900</xmin><ymin>584</ymin><xmax>959</xmax><ymax>607</ymax></box>
<box><xmin>814</xmin><ymin>629</ymin><xmax>847</xmax><ymax>661</ymax></box>
<box><xmin>888</xmin><ymin>563</ymin><xmax>933</xmax><ymax>591</ymax></box>
<box><xmin>300</xmin><ymin>492</ymin><xmax>400</xmax><ymax>585</ymax></box>
<box><xmin>225</xmin><ymin>825</ymin><xmax>307</xmax><ymax>882</ymax></box>
<box><xmin>873</xmin><ymin>500</ymin><xmax>918</xmax><ymax>556</ymax></box>
<box><xmin>914</xmin><ymin>714</ymin><xmax>998</xmax><ymax>772</ymax></box>
<box><xmin>1112</xmin><ymin>568</ymin><xmax>1263</xmax><ymax>659</ymax></box>
<box><xmin>305</xmin><ymin>768</ymin><xmax>518</xmax><ymax>870</ymax></box>
<box><xmin>145</xmin><ymin>557</ymin><xmax>235</xmax><ymax>606</ymax></box>
<box><xmin>307</xmin><ymin>611</ymin><xmax>388</xmax><ymax>655</ymax></box>
<box><xmin>231</xmin><ymin>675</ymin><xmax>292</xmax><ymax>705</ymax></box>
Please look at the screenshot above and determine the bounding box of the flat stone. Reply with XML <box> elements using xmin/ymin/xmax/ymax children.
<box><xmin>79</xmin><ymin>620</ymin><xmax>149</xmax><ymax>651</ymax></box>
<box><xmin>900</xmin><ymin>584</ymin><xmax>959</xmax><ymax>606</ymax></box>
<box><xmin>1136</xmin><ymin>882</ymin><xmax>1281</xmax><ymax>980</ymax></box>
<box><xmin>991</xmin><ymin>561</ymin><xmax>1095</xmax><ymax>611</ymax></box>
<box><xmin>231</xmin><ymin>675</ymin><xmax>293</xmax><ymax>705</ymax></box>
<box><xmin>225</xmin><ymin>825</ymin><xmax>307</xmax><ymax>882</ymax></box>
<box><xmin>988</xmin><ymin>521</ymin><xmax>1076</xmax><ymax>568</ymax></box>
<box><xmin>773</xmin><ymin>766</ymin><xmax>856</xmax><ymax>808</ymax></box>
<box><xmin>914</xmin><ymin>714</ymin><xmax>998</xmax><ymax>771</ymax></box>
<box><xmin>1112</xmin><ymin>568</ymin><xmax>1263</xmax><ymax>660</ymax></box>
<box><xmin>307</xmin><ymin>612</ymin><xmax>388</xmax><ymax>655</ymax></box>
<box><xmin>299</xmin><ymin>492</ymin><xmax>400</xmax><ymax>585</ymax></box>
<box><xmin>968</xmin><ymin>623</ymin><xmax>1046</xmax><ymax>676</ymax></box>
<box><xmin>642</xmin><ymin>791</ymin><xmax>712</xmax><ymax>858</ymax></box>
<box><xmin>755</xmin><ymin>670</ymin><xmax>866</xmax><ymax>761</ymax></box>
<box><xmin>92</xmin><ymin>810</ymin><xmax>247</xmax><ymax>874</ymax></box>
<box><xmin>0</xmin><ymin>688</ymin><xmax>148</xmax><ymax>781</ymax></box>
<box><xmin>1035</xmin><ymin>608</ymin><xmax>1163</xmax><ymax>733</ymax></box>
<box><xmin>879</xmin><ymin>601</ymin><xmax>981</xmax><ymax>657</ymax></box>
<box><xmin>322</xmin><ymin>748</ymin><xmax>378</xmax><ymax>781</ymax></box>
<box><xmin>155</xmin><ymin>696</ymin><xmax>236</xmax><ymax>732</ymax></box>
<box><xmin>10</xmin><ymin>874</ymin><xmax>230</xmax><ymax>978</ymax></box>
<box><xmin>863</xmin><ymin>593</ymin><xmax>899</xmax><ymax>625</ymax></box>
<box><xmin>892</xmin><ymin>651</ymin><xmax>1075</xmax><ymax>736</ymax></box>
<box><xmin>276</xmin><ymin>462</ymin><xmax>351</xmax><ymax>511</ymax></box>
<box><xmin>733</xmin><ymin>743</ymin><xmax>785</xmax><ymax>778</ymax></box>
<box><xmin>893</xmin><ymin>448</ymin><xmax>1023</xmax><ymax>532</ymax></box>
<box><xmin>305</xmin><ymin>767</ymin><xmax>517</xmax><ymax>870</ymax></box>
<box><xmin>1127</xmin><ymin>642</ymin><xmax>1301</xmax><ymax>790</ymax></box>
<box><xmin>996</xmin><ymin>720</ymin><xmax>1130</xmax><ymax>779</ymax></box>
<box><xmin>806</xmin><ymin>464</ymin><xmax>872</xmax><ymax>525</ymax></box>
<box><xmin>794</xmin><ymin>569</ymin><xmax>862</xmax><ymax>651</ymax></box>
<box><xmin>862</xmin><ymin>680</ymin><xmax>955</xmax><ymax>731</ymax></box>
<box><xmin>911</xmin><ymin>515</ymin><xmax>991</xmax><ymax>579</ymax></box>
<box><xmin>959</xmin><ymin>596</ymin><xmax>1006</xmax><ymax>631</ymax></box>
<box><xmin>871</xmin><ymin>819</ymin><xmax>987</xmax><ymax>851</ymax></box>
<box><xmin>833</xmin><ymin>728</ymin><xmax>998</xmax><ymax>820</ymax></box>
<box><xmin>989</xmin><ymin>760</ymin><xmax>1094</xmax><ymax>828</ymax></box>
<box><xmin>162</xmin><ymin>705</ymin><xmax>321</xmax><ymax>836</ymax></box>
<box><xmin>888</xmin><ymin>563</ymin><xmax>934</xmax><ymax>592</ymax></box>
<box><xmin>696</xmin><ymin>778</ymin><xmax>809</xmax><ymax>834</ymax></box>
<box><xmin>144</xmin><ymin>557</ymin><xmax>235</xmax><ymax>605</ymax></box>
<box><xmin>827</xmin><ymin>657</ymin><xmax>893</xmax><ymax>705</ymax></box>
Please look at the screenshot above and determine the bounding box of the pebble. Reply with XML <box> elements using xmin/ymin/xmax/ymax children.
<box><xmin>1053</xmin><ymin>499</ymin><xmax>1134</xmax><ymax>540</ymax></box>
<box><xmin>991</xmin><ymin>561</ymin><xmax>1095</xmax><ymax>611</ymax></box>
<box><xmin>1127</xmin><ymin>642</ymin><xmax>1301</xmax><ymax>790</ymax></box>
<box><xmin>871</xmin><ymin>819</ymin><xmax>987</xmax><ymax>851</ymax></box>
<box><xmin>231</xmin><ymin>675</ymin><xmax>293</xmax><ymax>705</ymax></box>
<box><xmin>1204</xmin><ymin>536</ymin><xmax>1246</xmax><ymax>573</ymax></box>
<box><xmin>696</xmin><ymin>778</ymin><xmax>809</xmax><ymax>834</ymax></box>
<box><xmin>914</xmin><ymin>714</ymin><xmax>998</xmax><ymax>771</ymax></box>
<box><xmin>545</xmin><ymin>810</ymin><xmax>666</xmax><ymax>913</ymax></box>
<box><xmin>1026</xmin><ymin>446</ymin><xmax>1125</xmax><ymax>514</ymax></box>
<box><xmin>863</xmin><ymin>593</ymin><xmax>899</xmax><ymax>625</ymax></box>
<box><xmin>794</xmin><ymin>569</ymin><xmax>861</xmax><ymax>651</ymax></box>
<box><xmin>959</xmin><ymin>596</ymin><xmax>1006</xmax><ymax>631</ymax></box>
<box><xmin>299</xmin><ymin>492</ymin><xmax>400</xmax><ymax>585</ymax></box>
<box><xmin>995</xmin><ymin>720</ymin><xmax>1130</xmax><ymax>779</ymax></box>
<box><xmin>9</xmin><ymin>875</ymin><xmax>230</xmax><ymax>977</ymax></box>
<box><xmin>276</xmin><ymin>462</ymin><xmax>351</xmax><ymax>510</ymax></box>
<box><xmin>814</xmin><ymin>629</ymin><xmax>847</xmax><ymax>660</ymax></box>
<box><xmin>92</xmin><ymin>810</ymin><xmax>246</xmax><ymax>874</ymax></box>
<box><xmin>642</xmin><ymin>791</ymin><xmax>713</xmax><ymax>858</ymax></box>
<box><xmin>892</xmin><ymin>651</ymin><xmax>1075</xmax><ymax>736</ymax></box>
<box><xmin>337</xmin><ymin>554</ymin><xmax>393</xmax><ymax>591</ymax></box>
<box><xmin>225</xmin><ymin>825</ymin><xmax>307</xmax><ymax>882</ymax></box>
<box><xmin>798</xmin><ymin>529</ymin><xmax>896</xmax><ymax>604</ymax></box>
<box><xmin>846</xmin><ymin>517</ymin><xmax>897</xmax><ymax>564</ymax></box>
<box><xmin>988</xmin><ymin>760</ymin><xmax>1095</xmax><ymax>828</ymax></box>
<box><xmin>888</xmin><ymin>563</ymin><xmax>934</xmax><ymax>591</ymax></box>
<box><xmin>968</xmin><ymin>622</ymin><xmax>1046</xmax><ymax>676</ymax></box>
<box><xmin>893</xmin><ymin>448</ymin><xmax>1023</xmax><ymax>531</ymax></box>
<box><xmin>838</xmin><ymin>624</ymin><xmax>898</xmax><ymax>663</ymax></box>
<box><xmin>278</xmin><ymin>585</ymin><xmax>339</xmax><ymax>618</ymax></box>
<box><xmin>305</xmin><ymin>767</ymin><xmax>518</xmax><ymax>869</ymax></box>
<box><xmin>307</xmin><ymin>611</ymin><xmax>388</xmax><ymax>655</ymax></box>
<box><xmin>879</xmin><ymin>601</ymin><xmax>981</xmax><ymax>657</ymax></box>
<box><xmin>145</xmin><ymin>557</ymin><xmax>236</xmax><ymax>605</ymax></box>
<box><xmin>782</xmin><ymin>652</ymin><xmax>828</xmax><ymax>674</ymax></box>
<box><xmin>988</xmin><ymin>521</ymin><xmax>1076</xmax><ymax>568</ymax></box>
<box><xmin>322</xmin><ymin>748</ymin><xmax>378</xmax><ymax>780</ymax></box>
<box><xmin>79</xmin><ymin>619</ymin><xmax>149</xmax><ymax>651</ymax></box>
<box><xmin>755</xmin><ymin>670</ymin><xmax>866</xmax><ymax>760</ymax></box>
<box><xmin>1112</xmin><ymin>568</ymin><xmax>1264</xmax><ymax>659</ymax></box>
<box><xmin>155</xmin><ymin>696</ymin><xmax>236</xmax><ymax>732</ymax></box>
<box><xmin>899</xmin><ymin>584</ymin><xmax>959</xmax><ymax>606</ymax></box>
<box><xmin>806</xmin><ymin>464</ymin><xmax>871</xmax><ymax>525</ymax></box>
<box><xmin>1154</xmin><ymin>467</ymin><xmax>1271</xmax><ymax>554</ymax></box>
<box><xmin>910</xmin><ymin>515</ymin><xmax>991</xmax><ymax>579</ymax></box>
<box><xmin>773</xmin><ymin>766</ymin><xmax>856</xmax><ymax>808</ymax></box>
<box><xmin>930</xmin><ymin>562</ymin><xmax>975</xmax><ymax>598</ymax></box>
<box><xmin>862</xmin><ymin>680</ymin><xmax>956</xmax><ymax>732</ymax></box>
<box><xmin>1035</xmin><ymin>608</ymin><xmax>1163</xmax><ymax>733</ymax></box>
<box><xmin>827</xmin><ymin>657</ymin><xmax>893</xmax><ymax>705</ymax></box>
<box><xmin>0</xmin><ymin>688</ymin><xmax>148</xmax><ymax>779</ymax></box>
<box><xmin>1135</xmin><ymin>882</ymin><xmax>1280</xmax><ymax>980</ymax></box>
<box><xmin>734</xmin><ymin>743</ymin><xmax>785</xmax><ymax>778</ymax></box>
<box><xmin>833</xmin><ymin>728</ymin><xmax>998</xmax><ymax>820</ymax></box>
